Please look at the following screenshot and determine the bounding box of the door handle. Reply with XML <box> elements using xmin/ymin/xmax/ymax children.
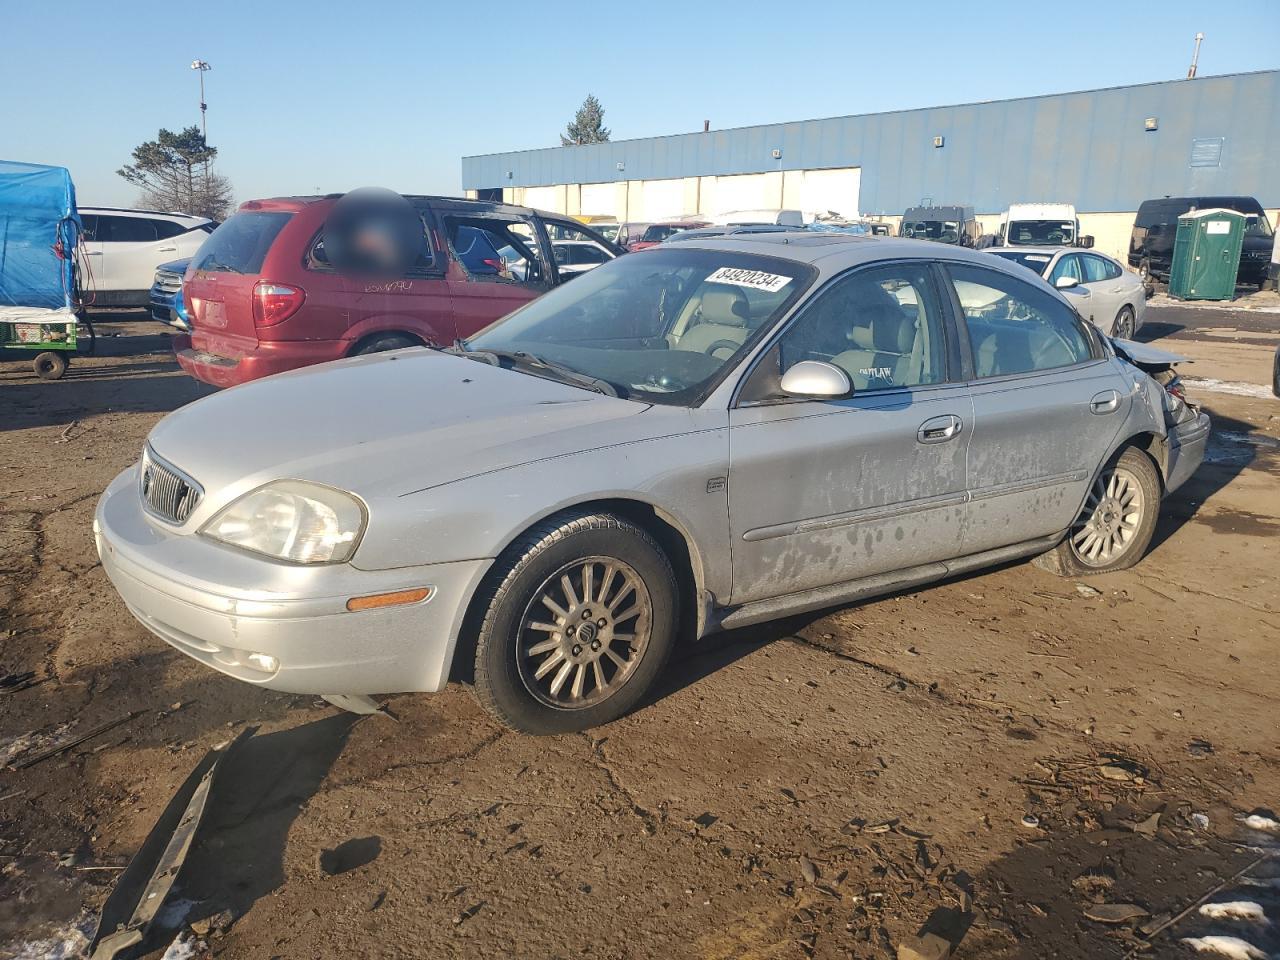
<box><xmin>1090</xmin><ymin>390</ymin><xmax>1120</xmax><ymax>414</ymax></box>
<box><xmin>917</xmin><ymin>414</ymin><xmax>963</xmax><ymax>443</ymax></box>
<box><xmin>158</xmin><ymin>246</ymin><xmax>178</xmax><ymax>252</ymax></box>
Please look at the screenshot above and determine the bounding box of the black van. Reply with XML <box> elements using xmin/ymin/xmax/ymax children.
<box><xmin>1129</xmin><ymin>196</ymin><xmax>1274</xmax><ymax>288</ymax></box>
<box><xmin>899</xmin><ymin>205</ymin><xmax>982</xmax><ymax>247</ymax></box>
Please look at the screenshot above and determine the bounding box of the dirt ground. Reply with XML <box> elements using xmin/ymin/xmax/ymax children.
<box><xmin>1</xmin><ymin>304</ymin><xmax>1277</xmax><ymax>960</ymax></box>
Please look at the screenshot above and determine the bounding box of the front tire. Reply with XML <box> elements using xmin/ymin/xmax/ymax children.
<box><xmin>1034</xmin><ymin>447</ymin><xmax>1161</xmax><ymax>577</ymax></box>
<box><xmin>472</xmin><ymin>511</ymin><xmax>678</xmax><ymax>735</ymax></box>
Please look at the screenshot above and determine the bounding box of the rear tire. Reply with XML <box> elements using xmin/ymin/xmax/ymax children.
<box><xmin>33</xmin><ymin>352</ymin><xmax>68</xmax><ymax>380</ymax></box>
<box><xmin>1033</xmin><ymin>447</ymin><xmax>1161</xmax><ymax>577</ymax></box>
<box><xmin>472</xmin><ymin>510</ymin><xmax>678</xmax><ymax>735</ymax></box>
<box><xmin>1113</xmin><ymin>306</ymin><xmax>1136</xmax><ymax>340</ymax></box>
<box><xmin>352</xmin><ymin>333</ymin><xmax>420</xmax><ymax>355</ymax></box>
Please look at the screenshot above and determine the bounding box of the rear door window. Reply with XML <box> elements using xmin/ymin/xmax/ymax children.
<box><xmin>152</xmin><ymin>220</ymin><xmax>189</xmax><ymax>240</ymax></box>
<box><xmin>1081</xmin><ymin>255</ymin><xmax>1119</xmax><ymax>282</ymax></box>
<box><xmin>947</xmin><ymin>264</ymin><xmax>1095</xmax><ymax>378</ymax></box>
<box><xmin>191</xmin><ymin>211</ymin><xmax>292</xmax><ymax>274</ymax></box>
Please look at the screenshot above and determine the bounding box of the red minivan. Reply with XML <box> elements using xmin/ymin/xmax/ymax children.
<box><xmin>175</xmin><ymin>196</ymin><xmax>619</xmax><ymax>387</ymax></box>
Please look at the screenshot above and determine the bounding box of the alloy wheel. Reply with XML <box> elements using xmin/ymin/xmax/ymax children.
<box><xmin>1070</xmin><ymin>467</ymin><xmax>1145</xmax><ymax>566</ymax></box>
<box><xmin>516</xmin><ymin>557</ymin><xmax>652</xmax><ymax>709</ymax></box>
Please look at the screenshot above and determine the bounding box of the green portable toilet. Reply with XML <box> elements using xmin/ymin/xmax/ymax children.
<box><xmin>1168</xmin><ymin>207</ymin><xmax>1246</xmax><ymax>301</ymax></box>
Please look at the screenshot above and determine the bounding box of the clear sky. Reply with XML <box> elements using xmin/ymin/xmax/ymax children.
<box><xmin>4</xmin><ymin>0</ymin><xmax>1276</xmax><ymax>208</ymax></box>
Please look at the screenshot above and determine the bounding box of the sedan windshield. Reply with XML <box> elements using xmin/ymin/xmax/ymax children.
<box><xmin>902</xmin><ymin>220</ymin><xmax>960</xmax><ymax>242</ymax></box>
<box><xmin>1245</xmin><ymin>213</ymin><xmax>1274</xmax><ymax>238</ymax></box>
<box><xmin>465</xmin><ymin>249</ymin><xmax>815</xmax><ymax>405</ymax></box>
<box><xmin>989</xmin><ymin>250</ymin><xmax>1055</xmax><ymax>276</ymax></box>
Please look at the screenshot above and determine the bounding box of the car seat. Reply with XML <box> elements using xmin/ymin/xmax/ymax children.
<box><xmin>830</xmin><ymin>288</ymin><xmax>919</xmax><ymax>389</ymax></box>
<box><xmin>674</xmin><ymin>289</ymin><xmax>752</xmax><ymax>359</ymax></box>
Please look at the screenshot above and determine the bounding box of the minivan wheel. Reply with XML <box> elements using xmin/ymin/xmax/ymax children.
<box><xmin>1034</xmin><ymin>448</ymin><xmax>1161</xmax><ymax>577</ymax></box>
<box><xmin>472</xmin><ymin>511</ymin><xmax>678</xmax><ymax>735</ymax></box>
<box><xmin>1113</xmin><ymin>306</ymin><xmax>1136</xmax><ymax>340</ymax></box>
<box><xmin>352</xmin><ymin>333</ymin><xmax>420</xmax><ymax>355</ymax></box>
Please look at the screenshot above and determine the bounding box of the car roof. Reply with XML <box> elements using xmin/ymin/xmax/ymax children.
<box><xmin>670</xmin><ymin>232</ymin><xmax>1016</xmax><ymax>271</ymax></box>
<box><xmin>903</xmin><ymin>205</ymin><xmax>974</xmax><ymax>220</ymax></box>
<box><xmin>236</xmin><ymin>194</ymin><xmax>566</xmax><ymax>221</ymax></box>
<box><xmin>992</xmin><ymin>246</ymin><xmax>1070</xmax><ymax>255</ymax></box>
<box><xmin>995</xmin><ymin>245</ymin><xmax>1117</xmax><ymax>262</ymax></box>
<box><xmin>79</xmin><ymin>206</ymin><xmax>211</xmax><ymax>221</ymax></box>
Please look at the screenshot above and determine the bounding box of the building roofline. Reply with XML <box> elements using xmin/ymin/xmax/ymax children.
<box><xmin>462</xmin><ymin>68</ymin><xmax>1278</xmax><ymax>162</ymax></box>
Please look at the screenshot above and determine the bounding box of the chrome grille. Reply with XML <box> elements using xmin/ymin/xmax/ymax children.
<box><xmin>154</xmin><ymin>270</ymin><xmax>183</xmax><ymax>294</ymax></box>
<box><xmin>140</xmin><ymin>448</ymin><xmax>202</xmax><ymax>525</ymax></box>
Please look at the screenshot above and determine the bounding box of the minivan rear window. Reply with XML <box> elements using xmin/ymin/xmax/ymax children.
<box><xmin>192</xmin><ymin>211</ymin><xmax>292</xmax><ymax>274</ymax></box>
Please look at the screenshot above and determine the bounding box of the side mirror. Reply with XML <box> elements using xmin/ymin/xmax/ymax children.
<box><xmin>779</xmin><ymin>360</ymin><xmax>852</xmax><ymax>399</ymax></box>
<box><xmin>1055</xmin><ymin>276</ymin><xmax>1079</xmax><ymax>289</ymax></box>
<box><xmin>1078</xmin><ymin>235</ymin><xmax>1095</xmax><ymax>249</ymax></box>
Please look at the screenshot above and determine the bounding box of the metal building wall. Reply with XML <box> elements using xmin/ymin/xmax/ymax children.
<box><xmin>462</xmin><ymin>71</ymin><xmax>1279</xmax><ymax>214</ymax></box>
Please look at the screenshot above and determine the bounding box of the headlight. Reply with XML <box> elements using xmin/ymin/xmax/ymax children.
<box><xmin>201</xmin><ymin>480</ymin><xmax>365</xmax><ymax>564</ymax></box>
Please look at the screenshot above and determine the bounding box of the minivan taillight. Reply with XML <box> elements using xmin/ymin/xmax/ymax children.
<box><xmin>252</xmin><ymin>281</ymin><xmax>306</xmax><ymax>326</ymax></box>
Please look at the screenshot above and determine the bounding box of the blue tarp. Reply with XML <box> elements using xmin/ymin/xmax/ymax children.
<box><xmin>0</xmin><ymin>161</ymin><xmax>80</xmax><ymax>310</ymax></box>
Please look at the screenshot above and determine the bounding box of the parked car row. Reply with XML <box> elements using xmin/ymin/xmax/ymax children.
<box><xmin>893</xmin><ymin>194</ymin><xmax>1274</xmax><ymax>290</ymax></box>
<box><xmin>96</xmin><ymin>232</ymin><xmax>1210</xmax><ymax>733</ymax></box>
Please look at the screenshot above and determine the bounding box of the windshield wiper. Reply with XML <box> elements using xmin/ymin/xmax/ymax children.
<box><xmin>447</xmin><ymin>344</ymin><xmax>619</xmax><ymax>398</ymax></box>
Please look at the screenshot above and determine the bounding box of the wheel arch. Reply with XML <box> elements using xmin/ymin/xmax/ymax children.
<box><xmin>347</xmin><ymin>328</ymin><xmax>427</xmax><ymax>356</ymax></box>
<box><xmin>448</xmin><ymin>496</ymin><xmax>708</xmax><ymax>685</ymax></box>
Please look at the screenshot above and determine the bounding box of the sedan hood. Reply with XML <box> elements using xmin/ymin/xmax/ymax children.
<box><xmin>148</xmin><ymin>350</ymin><xmax>650</xmax><ymax>501</ymax></box>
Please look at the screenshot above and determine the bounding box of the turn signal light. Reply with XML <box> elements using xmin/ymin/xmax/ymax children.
<box><xmin>346</xmin><ymin>587</ymin><xmax>433</xmax><ymax>612</ymax></box>
<box><xmin>252</xmin><ymin>281</ymin><xmax>306</xmax><ymax>326</ymax></box>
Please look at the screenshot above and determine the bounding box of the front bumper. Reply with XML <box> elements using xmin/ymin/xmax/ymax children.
<box><xmin>94</xmin><ymin>466</ymin><xmax>491</xmax><ymax>695</ymax></box>
<box><xmin>1165</xmin><ymin>410</ymin><xmax>1211</xmax><ymax>495</ymax></box>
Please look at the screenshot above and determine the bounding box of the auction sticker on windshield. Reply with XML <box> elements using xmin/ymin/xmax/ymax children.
<box><xmin>707</xmin><ymin>267</ymin><xmax>792</xmax><ymax>293</ymax></box>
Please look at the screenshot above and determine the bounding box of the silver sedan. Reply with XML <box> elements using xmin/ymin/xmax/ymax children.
<box><xmin>95</xmin><ymin>236</ymin><xmax>1209</xmax><ymax>734</ymax></box>
<box><xmin>986</xmin><ymin>246</ymin><xmax>1148</xmax><ymax>339</ymax></box>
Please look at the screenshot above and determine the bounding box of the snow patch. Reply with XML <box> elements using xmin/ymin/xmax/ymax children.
<box><xmin>156</xmin><ymin>896</ymin><xmax>199</xmax><ymax>928</ymax></box>
<box><xmin>161</xmin><ymin>932</ymin><xmax>206</xmax><ymax>960</ymax></box>
<box><xmin>4</xmin><ymin>915</ymin><xmax>93</xmax><ymax>960</ymax></box>
<box><xmin>1181</xmin><ymin>936</ymin><xmax>1269</xmax><ymax>959</ymax></box>
<box><xmin>1184</xmin><ymin>377</ymin><xmax>1276</xmax><ymax>399</ymax></box>
<box><xmin>1242</xmin><ymin>814</ymin><xmax>1280</xmax><ymax>833</ymax></box>
<box><xmin>1199</xmin><ymin>901</ymin><xmax>1269</xmax><ymax>923</ymax></box>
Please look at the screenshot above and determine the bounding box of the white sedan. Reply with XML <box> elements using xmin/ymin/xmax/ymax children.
<box><xmin>987</xmin><ymin>246</ymin><xmax>1147</xmax><ymax>339</ymax></box>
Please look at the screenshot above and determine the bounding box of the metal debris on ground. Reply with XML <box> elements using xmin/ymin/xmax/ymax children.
<box><xmin>7</xmin><ymin>712</ymin><xmax>142</xmax><ymax>770</ymax></box>
<box><xmin>320</xmin><ymin>693</ymin><xmax>396</xmax><ymax>719</ymax></box>
<box><xmin>1084</xmin><ymin>902</ymin><xmax>1150</xmax><ymax>923</ymax></box>
<box><xmin>88</xmin><ymin>730</ymin><xmax>252</xmax><ymax>960</ymax></box>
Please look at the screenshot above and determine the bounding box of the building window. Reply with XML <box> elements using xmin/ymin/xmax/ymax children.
<box><xmin>1189</xmin><ymin>137</ymin><xmax>1224</xmax><ymax>168</ymax></box>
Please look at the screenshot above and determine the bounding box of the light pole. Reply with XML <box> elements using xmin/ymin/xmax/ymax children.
<box><xmin>190</xmin><ymin>60</ymin><xmax>211</xmax><ymax>141</ymax></box>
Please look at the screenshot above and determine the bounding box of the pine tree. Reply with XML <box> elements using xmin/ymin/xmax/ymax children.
<box><xmin>117</xmin><ymin>126</ymin><xmax>234</xmax><ymax>220</ymax></box>
<box><xmin>561</xmin><ymin>95</ymin><xmax>611</xmax><ymax>146</ymax></box>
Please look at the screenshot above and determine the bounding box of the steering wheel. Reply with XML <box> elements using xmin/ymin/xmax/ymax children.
<box><xmin>704</xmin><ymin>339</ymin><xmax>740</xmax><ymax>359</ymax></box>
